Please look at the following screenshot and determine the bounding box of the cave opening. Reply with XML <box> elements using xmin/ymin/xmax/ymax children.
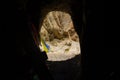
<box><xmin>16</xmin><ymin>0</ymin><xmax>83</xmax><ymax>80</ymax></box>
<box><xmin>39</xmin><ymin>11</ymin><xmax>81</xmax><ymax>61</ymax></box>
<box><xmin>28</xmin><ymin>1</ymin><xmax>82</xmax><ymax>80</ymax></box>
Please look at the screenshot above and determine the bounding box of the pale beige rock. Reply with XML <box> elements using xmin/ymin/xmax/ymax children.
<box><xmin>40</xmin><ymin>8</ymin><xmax>80</xmax><ymax>61</ymax></box>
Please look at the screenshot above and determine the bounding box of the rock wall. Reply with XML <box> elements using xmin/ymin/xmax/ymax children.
<box><xmin>39</xmin><ymin>3</ymin><xmax>80</xmax><ymax>61</ymax></box>
<box><xmin>40</xmin><ymin>11</ymin><xmax>79</xmax><ymax>42</ymax></box>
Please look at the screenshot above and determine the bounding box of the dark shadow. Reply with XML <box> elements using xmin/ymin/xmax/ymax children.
<box><xmin>46</xmin><ymin>55</ymin><xmax>81</xmax><ymax>80</ymax></box>
<box><xmin>16</xmin><ymin>0</ymin><xmax>83</xmax><ymax>80</ymax></box>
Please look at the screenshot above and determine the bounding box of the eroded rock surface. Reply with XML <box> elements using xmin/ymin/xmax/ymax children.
<box><xmin>40</xmin><ymin>6</ymin><xmax>80</xmax><ymax>61</ymax></box>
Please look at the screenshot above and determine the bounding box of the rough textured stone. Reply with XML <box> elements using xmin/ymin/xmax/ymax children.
<box><xmin>39</xmin><ymin>4</ymin><xmax>80</xmax><ymax>61</ymax></box>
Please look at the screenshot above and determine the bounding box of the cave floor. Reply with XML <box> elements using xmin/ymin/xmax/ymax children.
<box><xmin>46</xmin><ymin>54</ymin><xmax>81</xmax><ymax>80</ymax></box>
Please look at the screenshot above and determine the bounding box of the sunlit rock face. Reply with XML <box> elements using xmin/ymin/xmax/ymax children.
<box><xmin>40</xmin><ymin>11</ymin><xmax>81</xmax><ymax>61</ymax></box>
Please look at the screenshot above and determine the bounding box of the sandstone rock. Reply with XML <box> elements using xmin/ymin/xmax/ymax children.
<box><xmin>39</xmin><ymin>4</ymin><xmax>80</xmax><ymax>61</ymax></box>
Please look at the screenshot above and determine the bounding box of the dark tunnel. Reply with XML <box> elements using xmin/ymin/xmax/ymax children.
<box><xmin>15</xmin><ymin>0</ymin><xmax>105</xmax><ymax>80</ymax></box>
<box><xmin>16</xmin><ymin>0</ymin><xmax>84</xmax><ymax>80</ymax></box>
